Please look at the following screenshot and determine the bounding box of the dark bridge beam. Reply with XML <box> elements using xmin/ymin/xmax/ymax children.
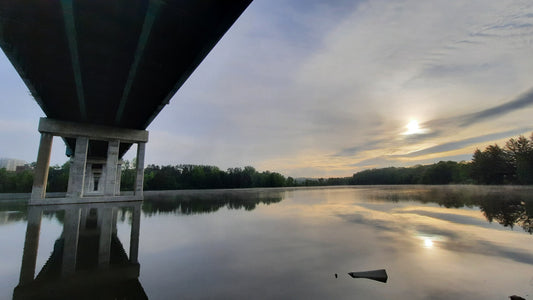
<box><xmin>0</xmin><ymin>0</ymin><xmax>253</xmax><ymax>131</ymax></box>
<box><xmin>115</xmin><ymin>0</ymin><xmax>162</xmax><ymax>125</ymax></box>
<box><xmin>61</xmin><ymin>0</ymin><xmax>87</xmax><ymax>121</ymax></box>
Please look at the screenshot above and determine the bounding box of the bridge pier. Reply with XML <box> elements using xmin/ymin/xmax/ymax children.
<box><xmin>30</xmin><ymin>118</ymin><xmax>149</xmax><ymax>205</ymax></box>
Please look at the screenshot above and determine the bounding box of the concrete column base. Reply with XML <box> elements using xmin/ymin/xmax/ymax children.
<box><xmin>29</xmin><ymin>118</ymin><xmax>149</xmax><ymax>205</ymax></box>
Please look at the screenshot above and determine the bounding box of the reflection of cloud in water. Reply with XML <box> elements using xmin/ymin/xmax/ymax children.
<box><xmin>338</xmin><ymin>205</ymin><xmax>533</xmax><ymax>266</ymax></box>
<box><xmin>338</xmin><ymin>212</ymin><xmax>400</xmax><ymax>232</ymax></box>
<box><xmin>362</xmin><ymin>185</ymin><xmax>533</xmax><ymax>234</ymax></box>
<box><xmin>396</xmin><ymin>209</ymin><xmax>504</xmax><ymax>230</ymax></box>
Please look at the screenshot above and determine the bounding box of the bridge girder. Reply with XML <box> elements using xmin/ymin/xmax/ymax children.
<box><xmin>0</xmin><ymin>0</ymin><xmax>252</xmax><ymax>158</ymax></box>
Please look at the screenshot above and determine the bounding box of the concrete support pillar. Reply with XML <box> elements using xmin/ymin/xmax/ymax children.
<box><xmin>104</xmin><ymin>140</ymin><xmax>120</xmax><ymax>196</ymax></box>
<box><xmin>129</xmin><ymin>203</ymin><xmax>141</xmax><ymax>264</ymax></box>
<box><xmin>84</xmin><ymin>163</ymin><xmax>93</xmax><ymax>193</ymax></box>
<box><xmin>31</xmin><ymin>133</ymin><xmax>53</xmax><ymax>201</ymax></box>
<box><xmin>115</xmin><ymin>161</ymin><xmax>122</xmax><ymax>196</ymax></box>
<box><xmin>18</xmin><ymin>207</ymin><xmax>42</xmax><ymax>285</ymax></box>
<box><xmin>134</xmin><ymin>143</ymin><xmax>145</xmax><ymax>197</ymax></box>
<box><xmin>62</xmin><ymin>207</ymin><xmax>81</xmax><ymax>275</ymax></box>
<box><xmin>66</xmin><ymin>137</ymin><xmax>89</xmax><ymax>198</ymax></box>
<box><xmin>98</xmin><ymin>207</ymin><xmax>114</xmax><ymax>266</ymax></box>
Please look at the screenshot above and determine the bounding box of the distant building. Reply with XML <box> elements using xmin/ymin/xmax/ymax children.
<box><xmin>16</xmin><ymin>165</ymin><xmax>32</xmax><ymax>173</ymax></box>
<box><xmin>0</xmin><ymin>158</ymin><xmax>27</xmax><ymax>171</ymax></box>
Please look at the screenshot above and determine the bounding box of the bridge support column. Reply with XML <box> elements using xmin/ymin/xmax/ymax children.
<box><xmin>29</xmin><ymin>118</ymin><xmax>148</xmax><ymax>205</ymax></box>
<box><xmin>115</xmin><ymin>161</ymin><xmax>123</xmax><ymax>196</ymax></box>
<box><xmin>31</xmin><ymin>133</ymin><xmax>53</xmax><ymax>201</ymax></box>
<box><xmin>66</xmin><ymin>137</ymin><xmax>89</xmax><ymax>198</ymax></box>
<box><xmin>134</xmin><ymin>142</ymin><xmax>145</xmax><ymax>198</ymax></box>
<box><xmin>104</xmin><ymin>140</ymin><xmax>120</xmax><ymax>196</ymax></box>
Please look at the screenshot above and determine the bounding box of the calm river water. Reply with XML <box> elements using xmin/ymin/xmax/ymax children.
<box><xmin>1</xmin><ymin>185</ymin><xmax>533</xmax><ymax>299</ymax></box>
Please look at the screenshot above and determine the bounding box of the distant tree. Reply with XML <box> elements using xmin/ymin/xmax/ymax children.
<box><xmin>0</xmin><ymin>167</ymin><xmax>34</xmax><ymax>193</ymax></box>
<box><xmin>47</xmin><ymin>162</ymin><xmax>70</xmax><ymax>192</ymax></box>
<box><xmin>286</xmin><ymin>177</ymin><xmax>295</xmax><ymax>186</ymax></box>
<box><xmin>421</xmin><ymin>161</ymin><xmax>454</xmax><ymax>184</ymax></box>
<box><xmin>471</xmin><ymin>145</ymin><xmax>513</xmax><ymax>184</ymax></box>
<box><xmin>120</xmin><ymin>160</ymin><xmax>136</xmax><ymax>191</ymax></box>
<box><xmin>505</xmin><ymin>135</ymin><xmax>533</xmax><ymax>184</ymax></box>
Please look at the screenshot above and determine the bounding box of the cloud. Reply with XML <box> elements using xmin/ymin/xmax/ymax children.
<box><xmin>337</xmin><ymin>87</ymin><xmax>533</xmax><ymax>168</ymax></box>
<box><xmin>393</xmin><ymin>127</ymin><xmax>533</xmax><ymax>158</ymax></box>
<box><xmin>426</xmin><ymin>88</ymin><xmax>533</xmax><ymax>129</ymax></box>
<box><xmin>459</xmin><ymin>88</ymin><xmax>533</xmax><ymax>126</ymax></box>
<box><xmin>348</xmin><ymin>156</ymin><xmax>395</xmax><ymax>168</ymax></box>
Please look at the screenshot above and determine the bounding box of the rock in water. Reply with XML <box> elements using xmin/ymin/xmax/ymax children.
<box><xmin>348</xmin><ymin>269</ymin><xmax>388</xmax><ymax>283</ymax></box>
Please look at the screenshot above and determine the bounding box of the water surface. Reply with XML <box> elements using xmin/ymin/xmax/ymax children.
<box><xmin>1</xmin><ymin>185</ymin><xmax>533</xmax><ymax>299</ymax></box>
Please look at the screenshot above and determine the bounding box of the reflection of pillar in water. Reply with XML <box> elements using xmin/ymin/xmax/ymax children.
<box><xmin>130</xmin><ymin>203</ymin><xmax>141</xmax><ymax>264</ymax></box>
<box><xmin>112</xmin><ymin>208</ymin><xmax>118</xmax><ymax>234</ymax></box>
<box><xmin>98</xmin><ymin>207</ymin><xmax>114</xmax><ymax>266</ymax></box>
<box><xmin>19</xmin><ymin>206</ymin><xmax>42</xmax><ymax>285</ymax></box>
<box><xmin>15</xmin><ymin>202</ymin><xmax>145</xmax><ymax>300</ymax></box>
<box><xmin>61</xmin><ymin>207</ymin><xmax>81</xmax><ymax>275</ymax></box>
<box><xmin>80</xmin><ymin>207</ymin><xmax>89</xmax><ymax>230</ymax></box>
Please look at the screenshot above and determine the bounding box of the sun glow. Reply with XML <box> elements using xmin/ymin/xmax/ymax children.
<box><xmin>403</xmin><ymin>119</ymin><xmax>427</xmax><ymax>135</ymax></box>
<box><xmin>424</xmin><ymin>238</ymin><xmax>434</xmax><ymax>248</ymax></box>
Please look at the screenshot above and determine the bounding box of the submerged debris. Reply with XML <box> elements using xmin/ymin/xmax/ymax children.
<box><xmin>348</xmin><ymin>269</ymin><xmax>388</xmax><ymax>283</ymax></box>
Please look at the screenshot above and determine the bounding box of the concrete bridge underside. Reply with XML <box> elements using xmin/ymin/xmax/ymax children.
<box><xmin>0</xmin><ymin>0</ymin><xmax>252</xmax><ymax>204</ymax></box>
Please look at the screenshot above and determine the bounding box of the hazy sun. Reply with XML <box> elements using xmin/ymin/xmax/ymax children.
<box><xmin>404</xmin><ymin>119</ymin><xmax>425</xmax><ymax>135</ymax></box>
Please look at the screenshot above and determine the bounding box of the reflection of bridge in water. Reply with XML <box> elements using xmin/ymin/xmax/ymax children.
<box><xmin>14</xmin><ymin>202</ymin><xmax>144</xmax><ymax>299</ymax></box>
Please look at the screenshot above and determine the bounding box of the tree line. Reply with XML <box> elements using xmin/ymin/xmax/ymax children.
<box><xmin>350</xmin><ymin>161</ymin><xmax>471</xmax><ymax>185</ymax></box>
<box><xmin>138</xmin><ymin>164</ymin><xmax>291</xmax><ymax>190</ymax></box>
<box><xmin>0</xmin><ymin>163</ymin><xmax>294</xmax><ymax>193</ymax></box>
<box><xmin>1</xmin><ymin>133</ymin><xmax>533</xmax><ymax>193</ymax></box>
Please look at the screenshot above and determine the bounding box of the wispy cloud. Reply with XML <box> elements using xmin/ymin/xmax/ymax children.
<box><xmin>394</xmin><ymin>127</ymin><xmax>533</xmax><ymax>158</ymax></box>
<box><xmin>426</xmin><ymin>88</ymin><xmax>533</xmax><ymax>129</ymax></box>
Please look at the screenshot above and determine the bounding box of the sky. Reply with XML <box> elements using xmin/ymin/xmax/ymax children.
<box><xmin>1</xmin><ymin>0</ymin><xmax>533</xmax><ymax>178</ymax></box>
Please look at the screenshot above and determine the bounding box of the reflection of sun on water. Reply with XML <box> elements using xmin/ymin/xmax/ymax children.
<box><xmin>417</xmin><ymin>233</ymin><xmax>439</xmax><ymax>249</ymax></box>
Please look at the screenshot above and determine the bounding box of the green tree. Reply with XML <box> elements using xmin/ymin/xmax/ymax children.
<box><xmin>47</xmin><ymin>162</ymin><xmax>70</xmax><ymax>192</ymax></box>
<box><xmin>471</xmin><ymin>145</ymin><xmax>512</xmax><ymax>184</ymax></box>
<box><xmin>506</xmin><ymin>135</ymin><xmax>533</xmax><ymax>184</ymax></box>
